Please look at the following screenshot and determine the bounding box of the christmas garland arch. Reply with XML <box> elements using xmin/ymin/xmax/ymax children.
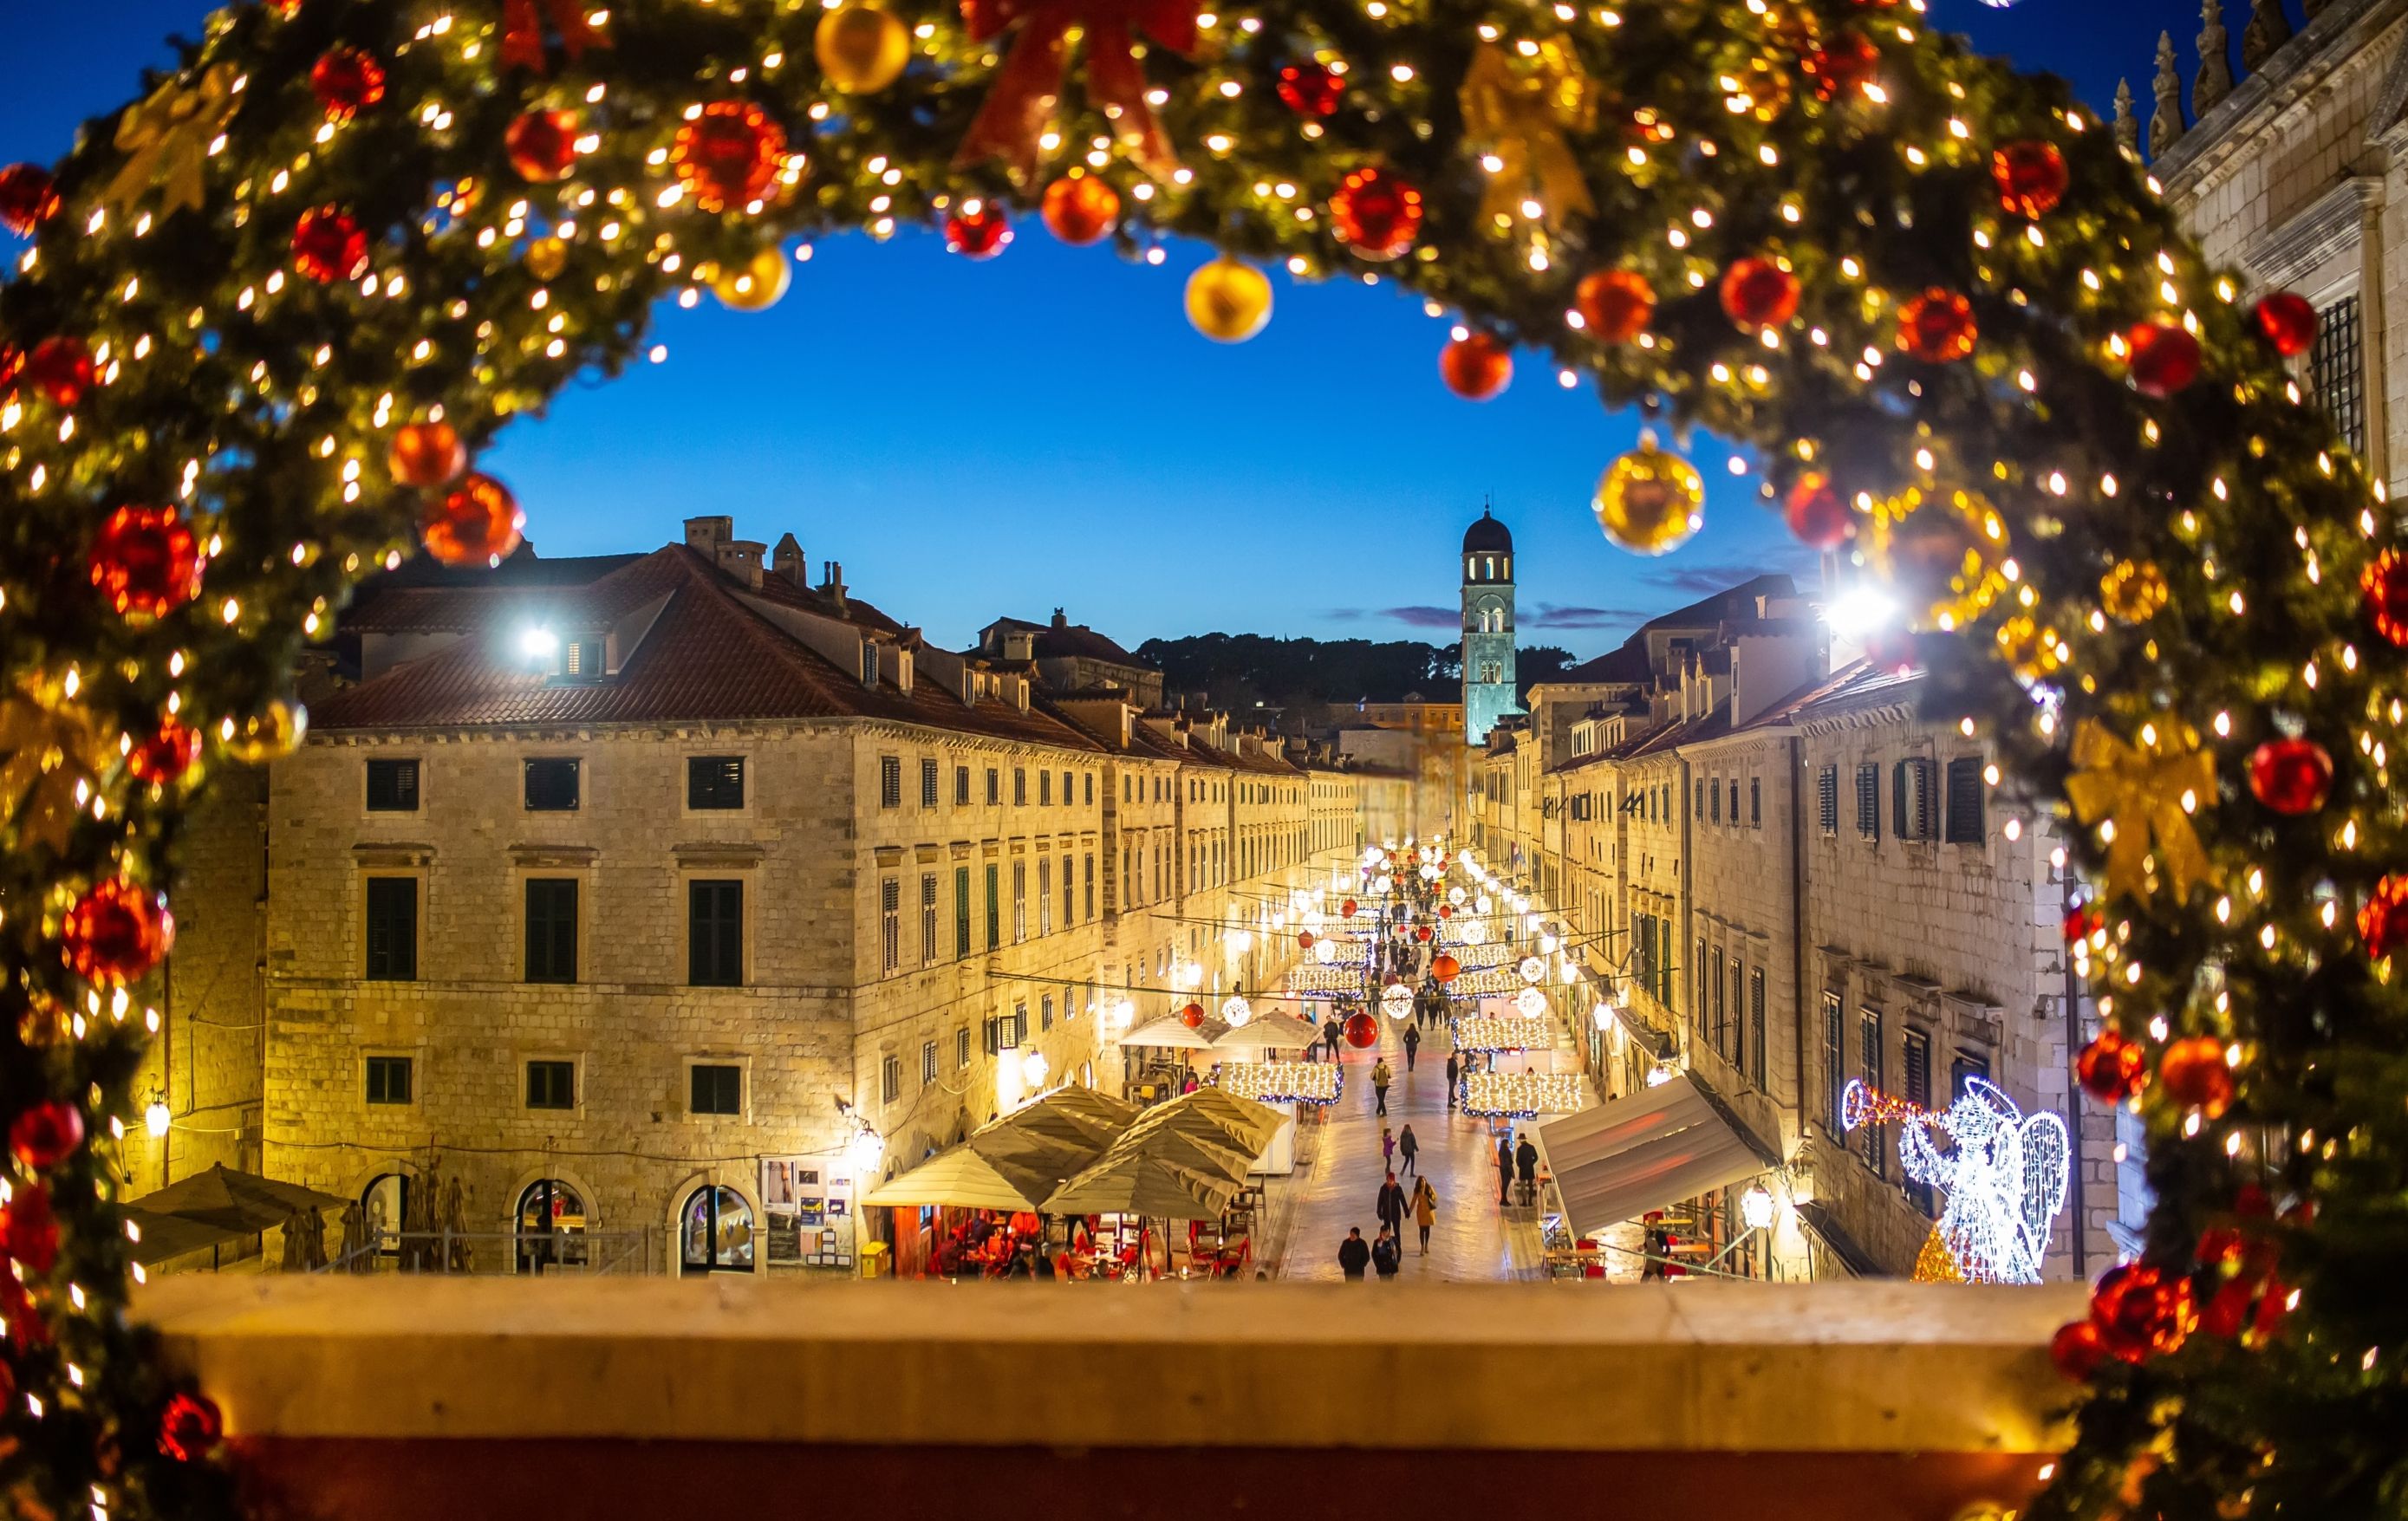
<box><xmin>0</xmin><ymin>0</ymin><xmax>2398</xmax><ymax>1515</ymax></box>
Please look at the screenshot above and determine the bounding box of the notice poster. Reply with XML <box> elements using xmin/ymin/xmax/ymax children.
<box><xmin>761</xmin><ymin>1155</ymin><xmax>856</xmax><ymax>1267</ymax></box>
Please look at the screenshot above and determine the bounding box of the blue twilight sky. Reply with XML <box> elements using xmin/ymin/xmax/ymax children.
<box><xmin>3</xmin><ymin>0</ymin><xmax>2232</xmax><ymax>656</ymax></box>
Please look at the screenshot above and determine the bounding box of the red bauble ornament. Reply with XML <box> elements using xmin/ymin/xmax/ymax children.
<box><xmin>2075</xmin><ymin>1029</ymin><xmax>2147</xmax><ymax>1104</ymax></box>
<box><xmin>505</xmin><ymin>108</ymin><xmax>581</xmax><ymax>182</ymax></box>
<box><xmin>674</xmin><ymin>101</ymin><xmax>786</xmax><ymax>212</ymax></box>
<box><xmin>2157</xmin><ymin>1035</ymin><xmax>2235</xmax><ymax>1118</ymax></box>
<box><xmin>310</xmin><ymin>46</ymin><xmax>387</xmax><ymax>121</ymax></box>
<box><xmin>20</xmin><ymin>335</ymin><xmax>94</xmax><ymax>406</ymax></box>
<box><xmin>2062</xmin><ymin>902</ymin><xmax>2105</xmax><ymax>944</ymax></box>
<box><xmin>1990</xmin><ymin>140</ymin><xmax>2067</xmax><ymax>218</ymax></box>
<box><xmin>422</xmin><ymin>473</ymin><xmax>525</xmax><ymax>567</ymax></box>
<box><xmin>62</xmin><ymin>878</ymin><xmax>175</xmax><ymax>982</ymax></box>
<box><xmin>1040</xmin><ymin>176</ymin><xmax>1119</xmax><ymax>245</ymax></box>
<box><xmin>2359</xmin><ymin>873</ymin><xmax>2408</xmax><ymax>960</ymax></box>
<box><xmin>1298</xmin><ymin>931</ymin><xmax>1315</xmax><ymax>949</ymax></box>
<box><xmin>2049</xmin><ymin>1318</ymin><xmax>2107</xmax><ymax>1381</ymax></box>
<box><xmin>1720</xmin><ymin>257</ymin><xmax>1799</xmax><ymax>331</ymax></box>
<box><xmin>388</xmin><ymin>420</ymin><xmax>468</xmax><ymax>487</ymax></box>
<box><xmin>1180</xmin><ymin>1002</ymin><xmax>1206</xmax><ymax>1029</ymax></box>
<box><xmin>1341</xmin><ymin>898</ymin><xmax>1358</xmax><ymax>918</ymax></box>
<box><xmin>1276</xmin><ymin>61</ymin><xmax>1343</xmax><ymax>117</ymax></box>
<box><xmin>2363</xmin><ymin>549</ymin><xmax>2408</xmax><ymax>647</ymax></box>
<box><xmin>0</xmin><ymin>164</ymin><xmax>62</xmax><ymax>237</ymax></box>
<box><xmin>2247</xmin><ymin>738</ymin><xmax>2333</xmax><ymax>816</ymax></box>
<box><xmin>1575</xmin><ymin>269</ymin><xmax>1655</xmax><ymax>343</ymax></box>
<box><xmin>8</xmin><ymin>1101</ymin><xmax>84</xmax><ymax>1172</ymax></box>
<box><xmin>1897</xmin><ymin>288</ymin><xmax>1977</xmax><ymax>362</ymax></box>
<box><xmin>1431</xmin><ymin>952</ymin><xmax>1460</xmax><ymax>981</ymax></box>
<box><xmin>943</xmin><ymin>204</ymin><xmax>1011</xmax><ymax>259</ymax></box>
<box><xmin>127</xmin><ymin>719</ymin><xmax>204</xmax><ymax>784</ymax></box>
<box><xmin>1329</xmin><ymin>166</ymin><xmax>1422</xmax><ymax>262</ymax></box>
<box><xmin>1784</xmin><ymin>471</ymin><xmax>1852</xmax><ymax>549</ymax></box>
<box><xmin>88</xmin><ymin>505</ymin><xmax>205</xmax><ymax>618</ymax></box>
<box><xmin>1415</xmin><ymin>925</ymin><xmax>1434</xmax><ymax>942</ymax></box>
<box><xmin>1343</xmin><ymin>1012</ymin><xmax>1379</xmax><ymax>1048</ymax></box>
<box><xmin>1803</xmin><ymin>31</ymin><xmax>1881</xmax><ymax>102</ymax></box>
<box><xmin>2</xmin><ymin>1184</ymin><xmax>56</xmax><ymax>1276</ymax></box>
<box><xmin>159</xmin><ymin>1390</ymin><xmax>225</xmax><ymax>1463</ymax></box>
<box><xmin>2251</xmin><ymin>292</ymin><xmax>2318</xmax><ymax>358</ymax></box>
<box><xmin>1440</xmin><ymin>333</ymin><xmax>1512</xmax><ymax>400</ymax></box>
<box><xmin>292</xmin><ymin>205</ymin><xmax>369</xmax><ymax>283</ymax></box>
<box><xmin>2124</xmin><ymin>319</ymin><xmax>2202</xmax><ymax>397</ymax></box>
<box><xmin>1437</xmin><ymin>903</ymin><xmax>1452</xmax><ymax>919</ymax></box>
<box><xmin>2089</xmin><ymin>1264</ymin><xmax>2196</xmax><ymax>1362</ymax></box>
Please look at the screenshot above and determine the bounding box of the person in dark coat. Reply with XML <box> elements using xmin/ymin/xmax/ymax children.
<box><xmin>1337</xmin><ymin>1227</ymin><xmax>1370</xmax><ymax>1279</ymax></box>
<box><xmin>1445</xmin><ymin>1051</ymin><xmax>1461</xmax><ymax>1109</ymax></box>
<box><xmin>1402</xmin><ymin>1023</ymin><xmax>1421</xmax><ymax>1071</ymax></box>
<box><xmin>1396</xmin><ymin>1123</ymin><xmax>1420</xmax><ymax>1180</ymax></box>
<box><xmin>1375</xmin><ymin>1172</ymin><xmax>1409</xmax><ymax>1241</ymax></box>
<box><xmin>1371</xmin><ymin>1227</ymin><xmax>1402</xmax><ymax>1278</ymax></box>
<box><xmin>1322</xmin><ymin>1016</ymin><xmax>1343</xmax><ymax>1060</ymax></box>
<box><xmin>1497</xmin><ymin>1134</ymin><xmax>1515</xmax><ymax>1205</ymax></box>
<box><xmin>1515</xmin><ymin>1135</ymin><xmax>1540</xmax><ymax>1206</ymax></box>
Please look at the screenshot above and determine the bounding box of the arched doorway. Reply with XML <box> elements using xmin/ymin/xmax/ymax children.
<box><xmin>360</xmin><ymin>1173</ymin><xmax>410</xmax><ymax>1261</ymax></box>
<box><xmin>679</xmin><ymin>1184</ymin><xmax>753</xmax><ymax>1274</ymax></box>
<box><xmin>515</xmin><ymin>1178</ymin><xmax>590</xmax><ymax>1273</ymax></box>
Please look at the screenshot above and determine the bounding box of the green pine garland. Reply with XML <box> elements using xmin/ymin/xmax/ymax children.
<box><xmin>0</xmin><ymin>0</ymin><xmax>2395</xmax><ymax>1516</ymax></box>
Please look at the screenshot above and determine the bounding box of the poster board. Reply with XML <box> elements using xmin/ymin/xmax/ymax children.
<box><xmin>761</xmin><ymin>1154</ymin><xmax>856</xmax><ymax>1269</ymax></box>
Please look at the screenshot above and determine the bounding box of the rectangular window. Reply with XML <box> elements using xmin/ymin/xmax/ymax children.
<box><xmin>1040</xmin><ymin>770</ymin><xmax>1053</xmax><ymax>806</ymax></box>
<box><xmin>524</xmin><ymin>878</ymin><xmax>578</xmax><ymax>984</ymax></box>
<box><xmin>955</xmin><ymin>764</ymin><xmax>971</xmax><ymax>806</ymax></box>
<box><xmin>365</xmin><ymin>1055</ymin><xmax>413</xmax><ymax>1105</ymax></box>
<box><xmin>1012</xmin><ymin>861</ymin><xmax>1027</xmax><ymax>942</ymax></box>
<box><xmin>1904</xmin><ymin>1029</ymin><xmax>1934</xmax><ymax>1213</ymax></box>
<box><xmin>1750</xmin><ymin>777</ymin><xmax>1761</xmax><ymax>827</ymax></box>
<box><xmin>1041</xmin><ymin>993</ymin><xmax>1055</xmax><ymax>1032</ymax></box>
<box><xmin>687</xmin><ymin>756</ymin><xmax>745</xmax><ymax>809</ymax></box>
<box><xmin>1818</xmin><ymin>765</ymin><xmax>1839</xmax><ymax>835</ymax></box>
<box><xmin>1712</xmin><ymin>949</ymin><xmax>1728</xmax><ymax>1057</ymax></box>
<box><xmin>921</xmin><ymin>757</ymin><xmax>940</xmax><ymax>809</ymax></box>
<box><xmin>1709</xmin><ymin>783</ymin><xmax>1721</xmax><ymax>825</ymax></box>
<box><xmin>1823</xmin><ymin>993</ymin><xmax>1845</xmax><ymax>1131</ymax></box>
<box><xmin>921</xmin><ymin>1040</ymin><xmax>939</xmax><ymax>1085</ymax></box>
<box><xmin>954</xmin><ymin>866</ymin><xmax>972</xmax><ymax>958</ymax></box>
<box><xmin>1038</xmin><ymin>859</ymin><xmax>1053</xmax><ymax>935</ymax></box>
<box><xmin>1729</xmin><ymin>780</ymin><xmax>1740</xmax><ymax>823</ymax></box>
<box><xmin>1084</xmin><ymin>773</ymin><xmax>1094</xmax><ymax>806</ymax></box>
<box><xmin>563</xmin><ymin>639</ymin><xmax>604</xmax><ymax>679</ymax></box>
<box><xmin>986</xmin><ymin>768</ymin><xmax>999</xmax><ymax>805</ymax></box>
<box><xmin>881</xmin><ymin>1054</ymin><xmax>901</xmax><ymax>1105</ymax></box>
<box><xmin>879</xmin><ymin>755</ymin><xmax>902</xmax><ymax>809</ymax></box>
<box><xmin>985</xmin><ymin>863</ymin><xmax>1000</xmax><ymax>949</ymax></box>
<box><xmin>1063</xmin><ymin>855</ymin><xmax>1076</xmax><ymax>926</ymax></box>
<box><xmin>1749</xmin><ymin>970</ymin><xmax>1767</xmax><ymax>1086</ymax></box>
<box><xmin>1013</xmin><ymin>768</ymin><xmax>1027</xmax><ymax>806</ymax></box>
<box><xmin>920</xmin><ymin>874</ymin><xmax>939</xmax><ymax>966</ymax></box>
<box><xmin>689</xmin><ymin>1063</ymin><xmax>742</xmax><ymax>1115</ymax></box>
<box><xmin>879</xmin><ymin>877</ymin><xmax>901</xmax><ymax>974</ymax></box>
<box><xmin>1694</xmin><ymin>938</ymin><xmax>1707</xmax><ymax>1028</ymax></box>
<box><xmin>1061</xmin><ymin>770</ymin><xmax>1073</xmax><ymax>807</ymax></box>
<box><xmin>1854</xmin><ymin>764</ymin><xmax>1879</xmax><ymax>840</ymax></box>
<box><xmin>955</xmin><ymin>1027</ymin><xmax>971</xmax><ymax>1069</ymax></box>
<box><xmin>524</xmin><ymin>757</ymin><xmax>580</xmax><ymax>811</ymax></box>
<box><xmin>2312</xmin><ymin>295</ymin><xmax>2366</xmax><ymax>455</ymax></box>
<box><xmin>1950</xmin><ymin>1049</ymin><xmax>1992</xmax><ymax>1101</ymax></box>
<box><xmin>1944</xmin><ymin>757</ymin><xmax>1986</xmax><ymax>844</ymax></box>
<box><xmin>366</xmin><ymin>757</ymin><xmax>420</xmax><ymax>811</ymax></box>
<box><xmin>1893</xmin><ymin>758</ymin><xmax>1936</xmax><ymax>841</ymax></box>
<box><xmin>526</xmin><ymin>1059</ymin><xmax>576</xmax><ymax>1111</ymax></box>
<box><xmin>687</xmin><ymin>880</ymin><xmax>744</xmax><ymax>986</ymax></box>
<box><xmin>1084</xmin><ymin>853</ymin><xmax>1096</xmax><ymax>920</ymax></box>
<box><xmin>1694</xmin><ymin>778</ymin><xmax>1703</xmax><ymax>819</ymax></box>
<box><xmin>364</xmin><ymin>876</ymin><xmax>417</xmax><ymax>981</ymax></box>
<box><xmin>1858</xmin><ymin>1007</ymin><xmax>1884</xmax><ymax>1170</ymax></box>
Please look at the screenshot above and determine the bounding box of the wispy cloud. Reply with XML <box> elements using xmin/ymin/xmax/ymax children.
<box><xmin>1369</xmin><ymin>604</ymin><xmax>1461</xmax><ymax>630</ymax></box>
<box><xmin>1525</xmin><ymin>602</ymin><xmax>1651</xmax><ymax>630</ymax></box>
<box><xmin>1640</xmin><ymin>557</ymin><xmax>1813</xmax><ymax>597</ymax></box>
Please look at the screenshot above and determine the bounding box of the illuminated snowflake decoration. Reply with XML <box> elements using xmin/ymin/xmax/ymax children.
<box><xmin>1843</xmin><ymin>1076</ymin><xmax>2070</xmax><ymax>1284</ymax></box>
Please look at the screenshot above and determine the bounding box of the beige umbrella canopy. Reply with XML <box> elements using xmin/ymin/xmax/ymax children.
<box><xmin>1040</xmin><ymin>1149</ymin><xmax>1240</xmax><ymax>1219</ymax></box>
<box><xmin>1111</xmin><ymin>1122</ymin><xmax>1253</xmax><ymax>1187</ymax></box>
<box><xmin>999</xmin><ymin>1087</ymin><xmax>1137</xmax><ymax>1152</ymax></box>
<box><xmin>859</xmin><ymin>1146</ymin><xmax>1056</xmax><ymax>1212</ymax></box>
<box><xmin>1129</xmin><ymin>1088</ymin><xmax>1285</xmax><ymax>1156</ymax></box>
<box><xmin>1119</xmin><ymin>1015</ymin><xmax>1228</xmax><ymax>1050</ymax></box>
<box><xmin>128</xmin><ymin>1164</ymin><xmax>348</xmax><ymax>1235</ymax></box>
<box><xmin>120</xmin><ymin>1206</ymin><xmax>247</xmax><ymax>1267</ymax></box>
<box><xmin>1207</xmin><ymin>1012</ymin><xmax>1322</xmax><ymax>1055</ymax></box>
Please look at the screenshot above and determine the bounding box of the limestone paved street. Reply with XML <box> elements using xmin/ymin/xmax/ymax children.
<box><xmin>1272</xmin><ymin>1015</ymin><xmax>1551</xmax><ymax>1283</ymax></box>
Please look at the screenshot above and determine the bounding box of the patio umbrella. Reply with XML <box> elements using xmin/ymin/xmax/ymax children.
<box><xmin>1208</xmin><ymin>1013</ymin><xmax>1322</xmax><ymax>1055</ymax></box>
<box><xmin>120</xmin><ymin>1206</ymin><xmax>246</xmax><ymax>1268</ymax></box>
<box><xmin>1040</xmin><ymin>1149</ymin><xmax>1240</xmax><ymax>1219</ymax></box>
<box><xmin>993</xmin><ymin>1088</ymin><xmax>1133</xmax><ymax>1152</ymax></box>
<box><xmin>1127</xmin><ymin>1088</ymin><xmax>1285</xmax><ymax>1156</ymax></box>
<box><xmin>859</xmin><ymin>1145</ymin><xmax>1056</xmax><ymax>1211</ymax></box>
<box><xmin>1103</xmin><ymin>1123</ymin><xmax>1253</xmax><ymax>1189</ymax></box>
<box><xmin>1117</xmin><ymin>1015</ymin><xmax>1229</xmax><ymax>1050</ymax></box>
<box><xmin>127</xmin><ymin>1164</ymin><xmax>348</xmax><ymax>1235</ymax></box>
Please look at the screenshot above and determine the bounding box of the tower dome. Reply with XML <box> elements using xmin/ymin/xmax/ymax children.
<box><xmin>1461</xmin><ymin>507</ymin><xmax>1513</xmax><ymax>555</ymax></box>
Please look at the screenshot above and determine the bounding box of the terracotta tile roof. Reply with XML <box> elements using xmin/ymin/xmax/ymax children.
<box><xmin>986</xmin><ymin>615</ymin><xmax>1150</xmax><ymax>667</ymax></box>
<box><xmin>1763</xmin><ymin>660</ymin><xmax>1922</xmax><ymax>726</ymax></box>
<box><xmin>309</xmin><ymin>547</ymin><xmax>1105</xmax><ymax>752</ymax></box>
<box><xmin>1556</xmin><ymin>574</ymin><xmax>1798</xmax><ymax>683</ymax></box>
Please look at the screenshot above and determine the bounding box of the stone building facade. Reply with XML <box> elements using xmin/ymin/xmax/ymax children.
<box><xmin>144</xmin><ymin>517</ymin><xmax>1388</xmax><ymax>1274</ymax></box>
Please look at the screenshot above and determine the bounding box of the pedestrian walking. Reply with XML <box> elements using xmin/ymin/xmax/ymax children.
<box><xmin>1403</xmin><ymin>1024</ymin><xmax>1421</xmax><ymax>1071</ymax></box>
<box><xmin>1376</xmin><ymin>1171</ymin><xmax>1409</xmax><ymax>1243</ymax></box>
<box><xmin>1445</xmin><ymin>1051</ymin><xmax>1461</xmax><ymax>1110</ymax></box>
<box><xmin>1323</xmin><ymin>1016</ymin><xmax>1342</xmax><ymax>1060</ymax></box>
<box><xmin>1516</xmin><ymin>1134</ymin><xmax>1539</xmax><ymax>1207</ymax></box>
<box><xmin>1397</xmin><ymin>1122</ymin><xmax>1419</xmax><ymax>1179</ymax></box>
<box><xmin>1381</xmin><ymin>1126</ymin><xmax>1396</xmax><ymax>1170</ymax></box>
<box><xmin>1372</xmin><ymin>1056</ymin><xmax>1392</xmax><ymax>1116</ymax></box>
<box><xmin>1338</xmin><ymin>1227</ymin><xmax>1370</xmax><ymax>1279</ymax></box>
<box><xmin>1371</xmin><ymin>1227</ymin><xmax>1402</xmax><ymax>1278</ymax></box>
<box><xmin>1496</xmin><ymin>1134</ymin><xmax>1514</xmax><ymax>1205</ymax></box>
<box><xmin>1413</xmin><ymin>1178</ymin><xmax>1437</xmax><ymax>1254</ymax></box>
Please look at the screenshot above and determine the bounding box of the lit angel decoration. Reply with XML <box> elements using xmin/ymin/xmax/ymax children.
<box><xmin>1842</xmin><ymin>1076</ymin><xmax>2069</xmax><ymax>1284</ymax></box>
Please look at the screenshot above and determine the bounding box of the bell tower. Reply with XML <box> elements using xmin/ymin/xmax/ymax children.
<box><xmin>1461</xmin><ymin>505</ymin><xmax>1518</xmax><ymax>744</ymax></box>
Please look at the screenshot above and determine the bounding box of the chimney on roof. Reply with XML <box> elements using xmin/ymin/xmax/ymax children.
<box><xmin>716</xmin><ymin>538</ymin><xmax>765</xmax><ymax>589</ymax></box>
<box><xmin>771</xmin><ymin>532</ymin><xmax>804</xmax><ymax>587</ymax></box>
<box><xmin>819</xmin><ymin>560</ymin><xmax>847</xmax><ymax>614</ymax></box>
<box><xmin>685</xmin><ymin>516</ymin><xmax>732</xmax><ymax>554</ymax></box>
<box><xmin>1051</xmin><ymin>608</ymin><xmax>1068</xmax><ymax>629</ymax></box>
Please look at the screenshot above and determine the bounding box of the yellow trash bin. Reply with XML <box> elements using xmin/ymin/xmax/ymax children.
<box><xmin>858</xmin><ymin>1241</ymin><xmax>889</xmax><ymax>1279</ymax></box>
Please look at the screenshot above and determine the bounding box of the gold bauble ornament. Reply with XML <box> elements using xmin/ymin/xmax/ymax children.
<box><xmin>815</xmin><ymin>5</ymin><xmax>910</xmax><ymax>94</ymax></box>
<box><xmin>221</xmin><ymin>700</ymin><xmax>307</xmax><ymax>764</ymax></box>
<box><xmin>710</xmin><ymin>245</ymin><xmax>792</xmax><ymax>311</ymax></box>
<box><xmin>1592</xmin><ymin>431</ymin><xmax>1703</xmax><ymax>556</ymax></box>
<box><xmin>1183</xmin><ymin>257</ymin><xmax>1272</xmax><ymax>342</ymax></box>
<box><xmin>2100</xmin><ymin>559</ymin><xmax>2170</xmax><ymax>623</ymax></box>
<box><xmin>1866</xmin><ymin>486</ymin><xmax>2008</xmax><ymax>632</ymax></box>
<box><xmin>524</xmin><ymin>235</ymin><xmax>569</xmax><ymax>282</ymax></box>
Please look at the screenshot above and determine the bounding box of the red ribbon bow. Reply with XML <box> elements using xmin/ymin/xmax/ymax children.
<box><xmin>502</xmin><ymin>0</ymin><xmax>609</xmax><ymax>72</ymax></box>
<box><xmin>953</xmin><ymin>0</ymin><xmax>1198</xmax><ymax>181</ymax></box>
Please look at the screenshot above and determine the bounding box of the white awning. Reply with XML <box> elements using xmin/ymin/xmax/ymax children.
<box><xmin>1534</xmin><ymin>1074</ymin><xmax>1769</xmax><ymax>1242</ymax></box>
